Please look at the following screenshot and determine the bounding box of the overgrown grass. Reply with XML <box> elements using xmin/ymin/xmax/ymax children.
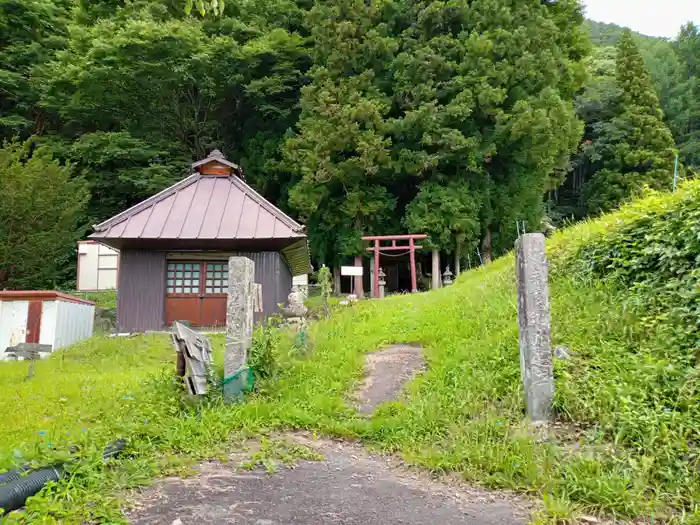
<box><xmin>62</xmin><ymin>290</ymin><xmax>117</xmax><ymax>310</ymax></box>
<box><xmin>0</xmin><ymin>335</ymin><xmax>171</xmax><ymax>457</ymax></box>
<box><xmin>3</xmin><ymin>184</ymin><xmax>700</xmax><ymax>523</ymax></box>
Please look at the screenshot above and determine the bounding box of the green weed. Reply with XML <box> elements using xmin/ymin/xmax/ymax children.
<box><xmin>4</xmin><ymin>184</ymin><xmax>700</xmax><ymax>522</ymax></box>
<box><xmin>237</xmin><ymin>437</ymin><xmax>323</xmax><ymax>473</ymax></box>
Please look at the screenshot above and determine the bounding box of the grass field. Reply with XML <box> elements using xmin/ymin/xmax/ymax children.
<box><xmin>2</xmin><ymin>189</ymin><xmax>700</xmax><ymax>523</ymax></box>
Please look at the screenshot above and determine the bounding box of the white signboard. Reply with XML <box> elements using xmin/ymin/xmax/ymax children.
<box><xmin>341</xmin><ymin>266</ymin><xmax>363</xmax><ymax>277</ymax></box>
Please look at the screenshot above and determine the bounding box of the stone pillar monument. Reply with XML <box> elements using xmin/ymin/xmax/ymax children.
<box><xmin>224</xmin><ymin>256</ymin><xmax>255</xmax><ymax>401</ymax></box>
<box><xmin>515</xmin><ymin>233</ymin><xmax>554</xmax><ymax>423</ymax></box>
<box><xmin>431</xmin><ymin>249</ymin><xmax>441</xmax><ymax>290</ymax></box>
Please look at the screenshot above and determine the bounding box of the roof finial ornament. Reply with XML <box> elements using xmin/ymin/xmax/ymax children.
<box><xmin>209</xmin><ymin>149</ymin><xmax>225</xmax><ymax>159</ymax></box>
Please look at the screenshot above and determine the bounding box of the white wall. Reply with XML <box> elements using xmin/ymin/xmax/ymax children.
<box><xmin>39</xmin><ymin>300</ymin><xmax>58</xmax><ymax>349</ymax></box>
<box><xmin>53</xmin><ymin>300</ymin><xmax>94</xmax><ymax>350</ymax></box>
<box><xmin>292</xmin><ymin>274</ymin><xmax>309</xmax><ymax>297</ymax></box>
<box><xmin>77</xmin><ymin>242</ymin><xmax>118</xmax><ymax>291</ymax></box>
<box><xmin>0</xmin><ymin>300</ymin><xmax>28</xmax><ymax>360</ymax></box>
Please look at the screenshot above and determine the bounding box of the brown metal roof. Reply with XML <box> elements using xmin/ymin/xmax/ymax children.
<box><xmin>90</xmin><ymin>174</ymin><xmax>305</xmax><ymax>242</ymax></box>
<box><xmin>0</xmin><ymin>291</ymin><xmax>95</xmax><ymax>305</ymax></box>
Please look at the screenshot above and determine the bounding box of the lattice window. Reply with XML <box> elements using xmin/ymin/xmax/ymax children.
<box><xmin>205</xmin><ymin>262</ymin><xmax>229</xmax><ymax>294</ymax></box>
<box><xmin>167</xmin><ymin>262</ymin><xmax>201</xmax><ymax>294</ymax></box>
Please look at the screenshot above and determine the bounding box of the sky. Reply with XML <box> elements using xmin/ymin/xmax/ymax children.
<box><xmin>583</xmin><ymin>0</ymin><xmax>700</xmax><ymax>38</ymax></box>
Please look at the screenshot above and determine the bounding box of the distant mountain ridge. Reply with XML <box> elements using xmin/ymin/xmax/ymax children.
<box><xmin>585</xmin><ymin>19</ymin><xmax>664</xmax><ymax>46</ymax></box>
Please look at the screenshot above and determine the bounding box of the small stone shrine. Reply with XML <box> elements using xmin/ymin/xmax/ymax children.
<box><xmin>279</xmin><ymin>286</ymin><xmax>308</xmax><ymax>331</ymax></box>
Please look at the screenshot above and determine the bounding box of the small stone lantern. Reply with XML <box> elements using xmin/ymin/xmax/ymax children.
<box><xmin>280</xmin><ymin>286</ymin><xmax>308</xmax><ymax>331</ymax></box>
<box><xmin>378</xmin><ymin>267</ymin><xmax>387</xmax><ymax>299</ymax></box>
<box><xmin>442</xmin><ymin>265</ymin><xmax>454</xmax><ymax>286</ymax></box>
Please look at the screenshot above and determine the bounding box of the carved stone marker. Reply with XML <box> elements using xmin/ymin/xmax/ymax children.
<box><xmin>515</xmin><ymin>233</ymin><xmax>553</xmax><ymax>423</ymax></box>
<box><xmin>224</xmin><ymin>256</ymin><xmax>255</xmax><ymax>401</ymax></box>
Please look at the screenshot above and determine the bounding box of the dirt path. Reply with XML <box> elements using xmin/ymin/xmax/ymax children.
<box><xmin>127</xmin><ymin>346</ymin><xmax>531</xmax><ymax>524</ymax></box>
<box><xmin>127</xmin><ymin>434</ymin><xmax>530</xmax><ymax>525</ymax></box>
<box><xmin>355</xmin><ymin>344</ymin><xmax>425</xmax><ymax>414</ymax></box>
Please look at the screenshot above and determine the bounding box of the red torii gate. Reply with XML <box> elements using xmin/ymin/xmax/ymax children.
<box><xmin>362</xmin><ymin>234</ymin><xmax>427</xmax><ymax>297</ymax></box>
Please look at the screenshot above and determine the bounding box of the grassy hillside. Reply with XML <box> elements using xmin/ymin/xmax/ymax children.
<box><xmin>2</xmin><ymin>184</ymin><xmax>700</xmax><ymax>522</ymax></box>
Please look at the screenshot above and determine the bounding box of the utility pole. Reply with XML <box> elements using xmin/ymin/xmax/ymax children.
<box><xmin>673</xmin><ymin>153</ymin><xmax>679</xmax><ymax>193</ymax></box>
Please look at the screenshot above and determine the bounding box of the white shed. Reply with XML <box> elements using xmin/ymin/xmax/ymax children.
<box><xmin>0</xmin><ymin>291</ymin><xmax>95</xmax><ymax>360</ymax></box>
<box><xmin>77</xmin><ymin>241</ymin><xmax>119</xmax><ymax>291</ymax></box>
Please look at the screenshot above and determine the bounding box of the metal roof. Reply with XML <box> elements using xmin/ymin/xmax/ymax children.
<box><xmin>191</xmin><ymin>149</ymin><xmax>242</xmax><ymax>172</ymax></box>
<box><xmin>91</xmin><ymin>174</ymin><xmax>305</xmax><ymax>241</ymax></box>
<box><xmin>0</xmin><ymin>291</ymin><xmax>95</xmax><ymax>305</ymax></box>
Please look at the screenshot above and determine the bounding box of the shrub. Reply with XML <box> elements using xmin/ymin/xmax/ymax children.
<box><xmin>550</xmin><ymin>181</ymin><xmax>700</xmax><ymax>515</ymax></box>
<box><xmin>248</xmin><ymin>319</ymin><xmax>282</xmax><ymax>381</ymax></box>
<box><xmin>561</xmin><ymin>181</ymin><xmax>700</xmax><ymax>360</ymax></box>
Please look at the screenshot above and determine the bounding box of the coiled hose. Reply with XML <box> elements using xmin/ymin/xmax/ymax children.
<box><xmin>0</xmin><ymin>439</ymin><xmax>125</xmax><ymax>514</ymax></box>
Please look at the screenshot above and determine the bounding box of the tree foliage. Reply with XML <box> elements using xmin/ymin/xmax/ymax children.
<box><xmin>1</xmin><ymin>0</ymin><xmax>699</xmax><ymax>288</ymax></box>
<box><xmin>185</xmin><ymin>0</ymin><xmax>225</xmax><ymax>16</ymax></box>
<box><xmin>285</xmin><ymin>0</ymin><xmax>587</xmax><ymax>263</ymax></box>
<box><xmin>282</xmin><ymin>0</ymin><xmax>396</xmax><ymax>264</ymax></box>
<box><xmin>584</xmin><ymin>30</ymin><xmax>677</xmax><ymax>213</ymax></box>
<box><xmin>669</xmin><ymin>23</ymin><xmax>700</xmax><ymax>173</ymax></box>
<box><xmin>404</xmin><ymin>181</ymin><xmax>480</xmax><ymax>253</ymax></box>
<box><xmin>553</xmin><ymin>25</ymin><xmax>687</xmax><ymax>220</ymax></box>
<box><xmin>0</xmin><ymin>141</ymin><xmax>88</xmax><ymax>289</ymax></box>
<box><xmin>0</xmin><ymin>0</ymin><xmax>70</xmax><ymax>136</ymax></box>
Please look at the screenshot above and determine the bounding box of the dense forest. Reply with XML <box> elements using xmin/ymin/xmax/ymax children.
<box><xmin>0</xmin><ymin>0</ymin><xmax>698</xmax><ymax>289</ymax></box>
<box><xmin>553</xmin><ymin>19</ymin><xmax>699</xmax><ymax>219</ymax></box>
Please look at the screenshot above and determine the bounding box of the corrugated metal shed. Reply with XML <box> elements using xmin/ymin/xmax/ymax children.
<box><xmin>0</xmin><ymin>291</ymin><xmax>95</xmax><ymax>359</ymax></box>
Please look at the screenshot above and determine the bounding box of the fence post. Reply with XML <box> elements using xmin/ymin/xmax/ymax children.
<box><xmin>515</xmin><ymin>233</ymin><xmax>554</xmax><ymax>423</ymax></box>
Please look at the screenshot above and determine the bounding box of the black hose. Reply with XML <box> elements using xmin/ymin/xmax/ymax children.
<box><xmin>0</xmin><ymin>466</ymin><xmax>62</xmax><ymax>514</ymax></box>
<box><xmin>102</xmin><ymin>439</ymin><xmax>126</xmax><ymax>460</ymax></box>
<box><xmin>0</xmin><ymin>440</ymin><xmax>126</xmax><ymax>515</ymax></box>
<box><xmin>0</xmin><ymin>466</ymin><xmax>33</xmax><ymax>486</ymax></box>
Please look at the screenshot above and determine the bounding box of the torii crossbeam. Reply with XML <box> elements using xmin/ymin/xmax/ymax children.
<box><xmin>362</xmin><ymin>234</ymin><xmax>428</xmax><ymax>297</ymax></box>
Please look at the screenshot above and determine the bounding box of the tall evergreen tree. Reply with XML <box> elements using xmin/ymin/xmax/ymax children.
<box><xmin>404</xmin><ymin>180</ymin><xmax>481</xmax><ymax>268</ymax></box>
<box><xmin>285</xmin><ymin>0</ymin><xmax>587</xmax><ymax>264</ymax></box>
<box><xmin>390</xmin><ymin>0</ymin><xmax>587</xmax><ymax>260</ymax></box>
<box><xmin>670</xmin><ymin>22</ymin><xmax>700</xmax><ymax>173</ymax></box>
<box><xmin>282</xmin><ymin>0</ymin><xmax>398</xmax><ymax>265</ymax></box>
<box><xmin>585</xmin><ymin>29</ymin><xmax>678</xmax><ymax>213</ymax></box>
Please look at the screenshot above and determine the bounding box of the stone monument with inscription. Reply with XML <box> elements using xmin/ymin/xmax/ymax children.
<box><xmin>515</xmin><ymin>233</ymin><xmax>554</xmax><ymax>423</ymax></box>
<box><xmin>224</xmin><ymin>256</ymin><xmax>255</xmax><ymax>401</ymax></box>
